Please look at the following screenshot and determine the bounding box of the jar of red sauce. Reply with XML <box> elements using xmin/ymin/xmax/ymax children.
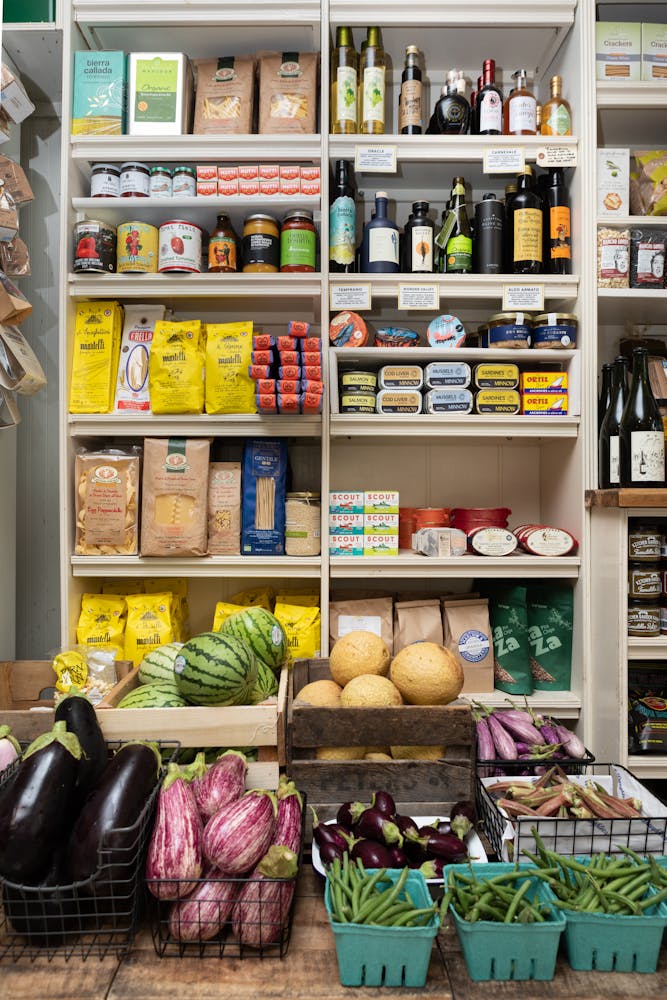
<box><xmin>280</xmin><ymin>210</ymin><xmax>316</xmax><ymax>272</ymax></box>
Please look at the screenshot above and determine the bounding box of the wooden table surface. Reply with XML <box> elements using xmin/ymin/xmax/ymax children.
<box><xmin>3</xmin><ymin>865</ymin><xmax>667</xmax><ymax>1000</ymax></box>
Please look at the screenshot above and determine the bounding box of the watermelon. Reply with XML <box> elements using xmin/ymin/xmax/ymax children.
<box><xmin>220</xmin><ymin>608</ymin><xmax>287</xmax><ymax>674</ymax></box>
<box><xmin>174</xmin><ymin>632</ymin><xmax>258</xmax><ymax>707</ymax></box>
<box><xmin>118</xmin><ymin>682</ymin><xmax>187</xmax><ymax>709</ymax></box>
<box><xmin>252</xmin><ymin>661</ymin><xmax>279</xmax><ymax>703</ymax></box>
<box><xmin>138</xmin><ymin>642</ymin><xmax>184</xmax><ymax>685</ymax></box>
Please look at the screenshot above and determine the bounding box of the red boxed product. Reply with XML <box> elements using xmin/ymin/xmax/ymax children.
<box><xmin>249</xmin><ymin>364</ymin><xmax>272</xmax><ymax>379</ymax></box>
<box><xmin>253</xmin><ymin>334</ymin><xmax>275</xmax><ymax>351</ymax></box>
<box><xmin>218</xmin><ymin>166</ymin><xmax>239</xmax><ymax>181</ymax></box>
<box><xmin>256</xmin><ymin>379</ymin><xmax>277</xmax><ymax>393</ymax></box>
<box><xmin>218</xmin><ymin>178</ymin><xmax>239</xmax><ymax>196</ymax></box>
<box><xmin>197</xmin><ymin>165</ymin><xmax>217</xmax><ymax>181</ymax></box>
<box><xmin>260</xmin><ymin>178</ymin><xmax>279</xmax><ymax>196</ymax></box>
<box><xmin>277</xmin><ymin>336</ymin><xmax>298</xmax><ymax>352</ymax></box>
<box><xmin>256</xmin><ymin>392</ymin><xmax>277</xmax><ymax>413</ymax></box>
<box><xmin>239</xmin><ymin>164</ymin><xmax>259</xmax><ymax>180</ymax></box>
<box><xmin>301</xmin><ymin>391</ymin><xmax>324</xmax><ymax>414</ymax></box>
<box><xmin>302</xmin><ymin>365</ymin><xmax>322</xmax><ymax>381</ymax></box>
<box><xmin>252</xmin><ymin>350</ymin><xmax>273</xmax><ymax>366</ymax></box>
<box><xmin>278</xmin><ymin>392</ymin><xmax>300</xmax><ymax>413</ymax></box>
<box><xmin>279</xmin><ymin>350</ymin><xmax>299</xmax><ymax>366</ymax></box>
<box><xmin>279</xmin><ymin>365</ymin><xmax>301</xmax><ymax>380</ymax></box>
<box><xmin>277</xmin><ymin>379</ymin><xmax>301</xmax><ymax>394</ymax></box>
<box><xmin>301</xmin><ymin>351</ymin><xmax>322</xmax><ymax>366</ymax></box>
<box><xmin>287</xmin><ymin>320</ymin><xmax>310</xmax><ymax>338</ymax></box>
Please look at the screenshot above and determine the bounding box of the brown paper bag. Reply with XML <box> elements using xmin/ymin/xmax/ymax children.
<box><xmin>393</xmin><ymin>599</ymin><xmax>443</xmax><ymax>654</ymax></box>
<box><xmin>141</xmin><ymin>438</ymin><xmax>210</xmax><ymax>557</ymax></box>
<box><xmin>0</xmin><ymin>324</ymin><xmax>46</xmax><ymax>395</ymax></box>
<box><xmin>329</xmin><ymin>596</ymin><xmax>394</xmax><ymax>654</ymax></box>
<box><xmin>443</xmin><ymin>597</ymin><xmax>494</xmax><ymax>693</ymax></box>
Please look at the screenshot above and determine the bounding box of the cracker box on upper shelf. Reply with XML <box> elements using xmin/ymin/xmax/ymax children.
<box><xmin>595</xmin><ymin>22</ymin><xmax>642</xmax><ymax>81</ymax></box>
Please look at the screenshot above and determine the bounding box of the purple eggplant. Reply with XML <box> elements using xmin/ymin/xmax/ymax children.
<box><xmin>191</xmin><ymin>749</ymin><xmax>247</xmax><ymax>820</ymax></box>
<box><xmin>146</xmin><ymin>762</ymin><xmax>203</xmax><ymax>900</ymax></box>
<box><xmin>337</xmin><ymin>800</ymin><xmax>366</xmax><ymax>829</ymax></box>
<box><xmin>388</xmin><ymin>846</ymin><xmax>407</xmax><ymax>867</ymax></box>
<box><xmin>54</xmin><ymin>693</ymin><xmax>108</xmax><ymax>803</ymax></box>
<box><xmin>168</xmin><ymin>862</ymin><xmax>238</xmax><ymax>942</ymax></box>
<box><xmin>350</xmin><ymin>839</ymin><xmax>394</xmax><ymax>869</ymax></box>
<box><xmin>203</xmin><ymin>790</ymin><xmax>277</xmax><ymax>876</ymax></box>
<box><xmin>231</xmin><ymin>845</ymin><xmax>298</xmax><ymax>948</ymax></box>
<box><xmin>449</xmin><ymin>800</ymin><xmax>476</xmax><ymax>840</ymax></box>
<box><xmin>393</xmin><ymin>813</ymin><xmax>419</xmax><ymax>838</ymax></box>
<box><xmin>371</xmin><ymin>789</ymin><xmax>396</xmax><ymax>817</ymax></box>
<box><xmin>310</xmin><ymin>807</ymin><xmax>351</xmax><ymax>853</ymax></box>
<box><xmin>273</xmin><ymin>778</ymin><xmax>303</xmax><ymax>853</ymax></box>
<box><xmin>405</xmin><ymin>827</ymin><xmax>468</xmax><ymax>863</ymax></box>
<box><xmin>539</xmin><ymin>723</ymin><xmax>562</xmax><ymax>746</ymax></box>
<box><xmin>2</xmin><ymin>844</ymin><xmax>80</xmax><ymax>946</ymax></box>
<box><xmin>494</xmin><ymin>710</ymin><xmax>545</xmax><ymax>746</ymax></box>
<box><xmin>553</xmin><ymin>723</ymin><xmax>586</xmax><ymax>759</ymax></box>
<box><xmin>434</xmin><ymin>820</ymin><xmax>451</xmax><ymax>835</ymax></box>
<box><xmin>318</xmin><ymin>841</ymin><xmax>346</xmax><ymax>867</ymax></box>
<box><xmin>354</xmin><ymin>807</ymin><xmax>403</xmax><ymax>847</ymax></box>
<box><xmin>475</xmin><ymin>716</ymin><xmax>495</xmax><ymax>759</ymax></box>
<box><xmin>487</xmin><ymin>713</ymin><xmax>518</xmax><ymax>760</ymax></box>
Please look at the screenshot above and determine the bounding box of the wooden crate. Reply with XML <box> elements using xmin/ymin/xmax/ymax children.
<box><xmin>287</xmin><ymin>658</ymin><xmax>475</xmax><ymax>824</ymax></box>
<box><xmin>0</xmin><ymin>659</ymin><xmax>133</xmax><ymax>740</ymax></box>
<box><xmin>97</xmin><ymin>666</ymin><xmax>289</xmax><ymax>789</ymax></box>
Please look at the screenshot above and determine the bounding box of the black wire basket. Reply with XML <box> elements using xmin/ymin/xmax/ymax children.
<box><xmin>476</xmin><ymin>746</ymin><xmax>596</xmax><ymax>778</ymax></box>
<box><xmin>477</xmin><ymin>761</ymin><xmax>667</xmax><ymax>861</ymax></box>
<box><xmin>0</xmin><ymin>740</ymin><xmax>179</xmax><ymax>963</ymax></box>
<box><xmin>147</xmin><ymin>794</ymin><xmax>306</xmax><ymax>959</ymax></box>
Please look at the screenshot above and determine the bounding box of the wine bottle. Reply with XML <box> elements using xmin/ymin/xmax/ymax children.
<box><xmin>476</xmin><ymin>59</ymin><xmax>503</xmax><ymax>135</ymax></box>
<box><xmin>399</xmin><ymin>45</ymin><xmax>422</xmax><ymax>135</ymax></box>
<box><xmin>330</xmin><ymin>27</ymin><xmax>358</xmax><ymax>134</ymax></box>
<box><xmin>599</xmin><ymin>357</ymin><xmax>629</xmax><ymax>488</ymax></box>
<box><xmin>619</xmin><ymin>347</ymin><xmax>666</xmax><ymax>488</ymax></box>
<box><xmin>511</xmin><ymin>165</ymin><xmax>542</xmax><ymax>274</ymax></box>
<box><xmin>405</xmin><ymin>201</ymin><xmax>435</xmax><ymax>272</ymax></box>
<box><xmin>444</xmin><ymin>177</ymin><xmax>472</xmax><ymax>273</ymax></box>
<box><xmin>547</xmin><ymin>167</ymin><xmax>572</xmax><ymax>275</ymax></box>
<box><xmin>361</xmin><ymin>27</ymin><xmax>386</xmax><ymax>135</ymax></box>
<box><xmin>598</xmin><ymin>362</ymin><xmax>614</xmax><ymax>431</ymax></box>
<box><xmin>329</xmin><ymin>159</ymin><xmax>356</xmax><ymax>273</ymax></box>
<box><xmin>360</xmin><ymin>191</ymin><xmax>399</xmax><ymax>273</ymax></box>
<box><xmin>503</xmin><ymin>69</ymin><xmax>537</xmax><ymax>135</ymax></box>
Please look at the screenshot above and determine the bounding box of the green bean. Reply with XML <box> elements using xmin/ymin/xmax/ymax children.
<box><xmin>385</xmin><ymin>906</ymin><xmax>437</xmax><ymax>928</ymax></box>
<box><xmin>359</xmin><ymin>867</ymin><xmax>410</xmax><ymax>924</ymax></box>
<box><xmin>503</xmin><ymin>879</ymin><xmax>531</xmax><ymax>923</ymax></box>
<box><xmin>331</xmin><ymin>882</ymin><xmax>347</xmax><ymax>922</ymax></box>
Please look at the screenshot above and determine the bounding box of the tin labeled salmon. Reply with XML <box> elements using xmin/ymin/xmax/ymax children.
<box><xmin>158</xmin><ymin>219</ymin><xmax>202</xmax><ymax>273</ymax></box>
<box><xmin>117</xmin><ymin>221</ymin><xmax>158</xmax><ymax>273</ymax></box>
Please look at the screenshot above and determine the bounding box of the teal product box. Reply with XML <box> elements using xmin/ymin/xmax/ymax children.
<box><xmin>329</xmin><ymin>533</ymin><xmax>364</xmax><ymax>557</ymax></box>
<box><xmin>329</xmin><ymin>490</ymin><xmax>364</xmax><ymax>514</ymax></box>
<box><xmin>329</xmin><ymin>511</ymin><xmax>364</xmax><ymax>535</ymax></box>
<box><xmin>642</xmin><ymin>24</ymin><xmax>667</xmax><ymax>81</ymax></box>
<box><xmin>72</xmin><ymin>51</ymin><xmax>126</xmax><ymax>135</ymax></box>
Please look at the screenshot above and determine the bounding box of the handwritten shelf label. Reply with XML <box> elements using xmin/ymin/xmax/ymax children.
<box><xmin>536</xmin><ymin>145</ymin><xmax>578</xmax><ymax>168</ymax></box>
<box><xmin>483</xmin><ymin>146</ymin><xmax>525</xmax><ymax>174</ymax></box>
<box><xmin>503</xmin><ymin>284</ymin><xmax>545</xmax><ymax>311</ymax></box>
<box><xmin>398</xmin><ymin>283</ymin><xmax>439</xmax><ymax>310</ymax></box>
<box><xmin>355</xmin><ymin>145</ymin><xmax>398</xmax><ymax>173</ymax></box>
<box><xmin>330</xmin><ymin>283</ymin><xmax>372</xmax><ymax>311</ymax></box>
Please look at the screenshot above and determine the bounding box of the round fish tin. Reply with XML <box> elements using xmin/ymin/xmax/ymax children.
<box><xmin>426</xmin><ymin>314</ymin><xmax>466</xmax><ymax>348</ymax></box>
<box><xmin>73</xmin><ymin>219</ymin><xmax>116</xmax><ymax>273</ymax></box>
<box><xmin>158</xmin><ymin>220</ymin><xmax>202</xmax><ymax>273</ymax></box>
<box><xmin>117</xmin><ymin>221</ymin><xmax>158</xmax><ymax>273</ymax></box>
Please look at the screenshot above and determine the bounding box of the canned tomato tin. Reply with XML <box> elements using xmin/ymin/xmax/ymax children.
<box><xmin>628</xmin><ymin>524</ymin><xmax>661</xmax><ymax>562</ymax></box>
<box><xmin>73</xmin><ymin>219</ymin><xmax>116</xmax><ymax>273</ymax></box>
<box><xmin>628</xmin><ymin>601</ymin><xmax>660</xmax><ymax>637</ymax></box>
<box><xmin>117</xmin><ymin>221</ymin><xmax>159</xmax><ymax>273</ymax></box>
<box><xmin>90</xmin><ymin>163</ymin><xmax>120</xmax><ymax>198</ymax></box>
<box><xmin>158</xmin><ymin>220</ymin><xmax>202</xmax><ymax>273</ymax></box>
<box><xmin>119</xmin><ymin>161</ymin><xmax>150</xmax><ymax>198</ymax></box>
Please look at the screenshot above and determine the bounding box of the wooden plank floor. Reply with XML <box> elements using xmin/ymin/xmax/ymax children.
<box><xmin>3</xmin><ymin>866</ymin><xmax>667</xmax><ymax>999</ymax></box>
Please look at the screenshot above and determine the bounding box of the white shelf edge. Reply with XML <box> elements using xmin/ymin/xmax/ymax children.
<box><xmin>329</xmin><ymin>0</ymin><xmax>576</xmax><ymax>27</ymax></box>
<box><xmin>628</xmin><ymin>638</ymin><xmax>667</xmax><ymax>661</ymax></box>
<box><xmin>71</xmin><ymin>556</ymin><xmax>323</xmax><ymax>579</ymax></box>
<box><xmin>329</xmin><ymin>135</ymin><xmax>578</xmax><ymax>163</ymax></box>
<box><xmin>596</xmin><ymin>216</ymin><xmax>667</xmax><ymax>229</ymax></box>
<box><xmin>330</xmin><ymin>274</ymin><xmax>579</xmax><ymax>300</ymax></box>
<box><xmin>67</xmin><ymin>414</ymin><xmax>323</xmax><ymax>438</ymax></box>
<box><xmin>597</xmin><ymin>81</ymin><xmax>667</xmax><ymax>109</ymax></box>
<box><xmin>329</xmin><ymin>555</ymin><xmax>580</xmax><ymax>579</ymax></box>
<box><xmin>72</xmin><ymin>196</ymin><xmax>320</xmax><ymax>213</ymax></box>
<box><xmin>67</xmin><ymin>273</ymin><xmax>322</xmax><ymax>298</ymax></box>
<box><xmin>461</xmin><ymin>691</ymin><xmax>582</xmax><ymax>719</ymax></box>
<box><xmin>70</xmin><ymin>135</ymin><xmax>322</xmax><ymax>164</ymax></box>
<box><xmin>626</xmin><ymin>756</ymin><xmax>667</xmax><ymax>779</ymax></box>
<box><xmin>329</xmin><ymin>415</ymin><xmax>579</xmax><ymax>439</ymax></box>
<box><xmin>597</xmin><ymin>287</ymin><xmax>667</xmax><ymax>299</ymax></box>
<box><xmin>331</xmin><ymin>347</ymin><xmax>577</xmax><ymax>362</ymax></box>
<box><xmin>73</xmin><ymin>0</ymin><xmax>320</xmax><ymax>26</ymax></box>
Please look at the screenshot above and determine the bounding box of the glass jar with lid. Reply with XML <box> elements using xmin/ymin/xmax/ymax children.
<box><xmin>119</xmin><ymin>161</ymin><xmax>150</xmax><ymax>197</ymax></box>
<box><xmin>149</xmin><ymin>165</ymin><xmax>172</xmax><ymax>199</ymax></box>
<box><xmin>280</xmin><ymin>210</ymin><xmax>317</xmax><ymax>272</ymax></box>
<box><xmin>242</xmin><ymin>214</ymin><xmax>280</xmax><ymax>273</ymax></box>
<box><xmin>90</xmin><ymin>163</ymin><xmax>120</xmax><ymax>198</ymax></box>
<box><xmin>285</xmin><ymin>492</ymin><xmax>321</xmax><ymax>556</ymax></box>
<box><xmin>172</xmin><ymin>165</ymin><xmax>196</xmax><ymax>197</ymax></box>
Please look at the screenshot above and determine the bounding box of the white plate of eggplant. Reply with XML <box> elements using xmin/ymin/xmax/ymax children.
<box><xmin>311</xmin><ymin>794</ymin><xmax>487</xmax><ymax>883</ymax></box>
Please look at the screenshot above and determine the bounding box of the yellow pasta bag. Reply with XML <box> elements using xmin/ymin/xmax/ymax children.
<box><xmin>143</xmin><ymin>578</ymin><xmax>189</xmax><ymax>639</ymax></box>
<box><xmin>275</xmin><ymin>593</ymin><xmax>319</xmax><ymax>607</ymax></box>
<box><xmin>102</xmin><ymin>579</ymin><xmax>144</xmax><ymax>595</ymax></box>
<box><xmin>229</xmin><ymin>586</ymin><xmax>274</xmax><ymax>610</ymax></box>
<box><xmin>204</xmin><ymin>321</ymin><xmax>256</xmax><ymax>415</ymax></box>
<box><xmin>273</xmin><ymin>601</ymin><xmax>320</xmax><ymax>661</ymax></box>
<box><xmin>149</xmin><ymin>319</ymin><xmax>204</xmax><ymax>414</ymax></box>
<box><xmin>69</xmin><ymin>300</ymin><xmax>123</xmax><ymax>413</ymax></box>
<box><xmin>124</xmin><ymin>592</ymin><xmax>174</xmax><ymax>666</ymax></box>
<box><xmin>211</xmin><ymin>601</ymin><xmax>246</xmax><ymax>632</ymax></box>
<box><xmin>76</xmin><ymin>593</ymin><xmax>126</xmax><ymax>658</ymax></box>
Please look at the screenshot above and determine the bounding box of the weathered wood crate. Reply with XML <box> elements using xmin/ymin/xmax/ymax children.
<box><xmin>97</xmin><ymin>665</ymin><xmax>289</xmax><ymax>789</ymax></box>
<box><xmin>287</xmin><ymin>658</ymin><xmax>475</xmax><ymax>826</ymax></box>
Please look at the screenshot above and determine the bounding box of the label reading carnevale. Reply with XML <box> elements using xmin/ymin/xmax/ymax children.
<box><xmin>631</xmin><ymin>431</ymin><xmax>665</xmax><ymax>483</ymax></box>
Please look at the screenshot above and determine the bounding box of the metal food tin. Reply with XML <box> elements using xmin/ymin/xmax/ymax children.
<box><xmin>340</xmin><ymin>393</ymin><xmax>376</xmax><ymax>413</ymax></box>
<box><xmin>532</xmin><ymin>312</ymin><xmax>578</xmax><ymax>349</ymax></box>
<box><xmin>158</xmin><ymin>219</ymin><xmax>202</xmax><ymax>273</ymax></box>
<box><xmin>117</xmin><ymin>221</ymin><xmax>159</xmax><ymax>273</ymax></box>
<box><xmin>340</xmin><ymin>370</ymin><xmax>378</xmax><ymax>393</ymax></box>
<box><xmin>73</xmin><ymin>219</ymin><xmax>116</xmax><ymax>273</ymax></box>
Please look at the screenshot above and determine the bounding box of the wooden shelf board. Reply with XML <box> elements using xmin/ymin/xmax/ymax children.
<box><xmin>587</xmin><ymin>489</ymin><xmax>667</xmax><ymax>509</ymax></box>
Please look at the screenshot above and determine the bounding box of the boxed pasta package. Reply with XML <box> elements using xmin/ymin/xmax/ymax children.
<box><xmin>74</xmin><ymin>447</ymin><xmax>140</xmax><ymax>556</ymax></box>
<box><xmin>141</xmin><ymin>437</ymin><xmax>211</xmax><ymax>557</ymax></box>
<box><xmin>207</xmin><ymin>462</ymin><xmax>242</xmax><ymax>555</ymax></box>
<box><xmin>193</xmin><ymin>56</ymin><xmax>255</xmax><ymax>135</ymax></box>
<box><xmin>241</xmin><ymin>438</ymin><xmax>288</xmax><ymax>555</ymax></box>
<box><xmin>258</xmin><ymin>51</ymin><xmax>318</xmax><ymax>134</ymax></box>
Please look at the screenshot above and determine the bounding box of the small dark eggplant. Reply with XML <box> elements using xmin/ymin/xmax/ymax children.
<box><xmin>355</xmin><ymin>807</ymin><xmax>403</xmax><ymax>847</ymax></box>
<box><xmin>394</xmin><ymin>813</ymin><xmax>419</xmax><ymax>838</ymax></box>
<box><xmin>310</xmin><ymin>807</ymin><xmax>350</xmax><ymax>853</ymax></box>
<box><xmin>434</xmin><ymin>820</ymin><xmax>451</xmax><ymax>836</ymax></box>
<box><xmin>318</xmin><ymin>841</ymin><xmax>346</xmax><ymax>867</ymax></box>
<box><xmin>371</xmin><ymin>789</ymin><xmax>396</xmax><ymax>818</ymax></box>
<box><xmin>350</xmin><ymin>839</ymin><xmax>394</xmax><ymax>869</ymax></box>
<box><xmin>387</xmin><ymin>846</ymin><xmax>407</xmax><ymax>868</ymax></box>
<box><xmin>449</xmin><ymin>800</ymin><xmax>476</xmax><ymax>840</ymax></box>
<box><xmin>336</xmin><ymin>800</ymin><xmax>366</xmax><ymax>829</ymax></box>
<box><xmin>0</xmin><ymin>722</ymin><xmax>82</xmax><ymax>883</ymax></box>
<box><xmin>54</xmin><ymin>693</ymin><xmax>108</xmax><ymax>803</ymax></box>
<box><xmin>68</xmin><ymin>740</ymin><xmax>161</xmax><ymax>895</ymax></box>
<box><xmin>406</xmin><ymin>827</ymin><xmax>468</xmax><ymax>863</ymax></box>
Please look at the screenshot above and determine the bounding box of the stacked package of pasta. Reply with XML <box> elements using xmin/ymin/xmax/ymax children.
<box><xmin>249</xmin><ymin>319</ymin><xmax>324</xmax><ymax>414</ymax></box>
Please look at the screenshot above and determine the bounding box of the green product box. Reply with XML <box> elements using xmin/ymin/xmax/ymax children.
<box><xmin>3</xmin><ymin>0</ymin><xmax>55</xmax><ymax>22</ymax></box>
<box><xmin>642</xmin><ymin>24</ymin><xmax>667</xmax><ymax>81</ymax></box>
<box><xmin>596</xmin><ymin>22</ymin><xmax>642</xmax><ymax>81</ymax></box>
<box><xmin>72</xmin><ymin>51</ymin><xmax>126</xmax><ymax>136</ymax></box>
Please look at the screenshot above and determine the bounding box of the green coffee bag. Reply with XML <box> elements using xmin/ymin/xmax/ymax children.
<box><xmin>527</xmin><ymin>585</ymin><xmax>574</xmax><ymax>690</ymax></box>
<box><xmin>487</xmin><ymin>585</ymin><xmax>532</xmax><ymax>696</ymax></box>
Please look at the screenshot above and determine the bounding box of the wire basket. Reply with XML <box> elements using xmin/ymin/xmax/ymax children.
<box><xmin>477</xmin><ymin>762</ymin><xmax>667</xmax><ymax>862</ymax></box>
<box><xmin>147</xmin><ymin>794</ymin><xmax>306</xmax><ymax>959</ymax></box>
<box><xmin>0</xmin><ymin>740</ymin><xmax>179</xmax><ymax>963</ymax></box>
<box><xmin>477</xmin><ymin>747</ymin><xmax>595</xmax><ymax>778</ymax></box>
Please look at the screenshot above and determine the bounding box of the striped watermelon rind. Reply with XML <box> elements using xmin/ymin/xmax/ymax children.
<box><xmin>252</xmin><ymin>660</ymin><xmax>279</xmax><ymax>703</ymax></box>
<box><xmin>118</xmin><ymin>682</ymin><xmax>187</xmax><ymax>709</ymax></box>
<box><xmin>174</xmin><ymin>632</ymin><xmax>258</xmax><ymax>707</ymax></box>
<box><xmin>220</xmin><ymin>607</ymin><xmax>287</xmax><ymax>674</ymax></box>
<box><xmin>138</xmin><ymin>642</ymin><xmax>184</xmax><ymax>685</ymax></box>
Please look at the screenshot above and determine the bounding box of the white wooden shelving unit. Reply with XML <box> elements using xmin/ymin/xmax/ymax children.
<box><xmin>50</xmin><ymin>0</ymin><xmax>621</xmax><ymax>729</ymax></box>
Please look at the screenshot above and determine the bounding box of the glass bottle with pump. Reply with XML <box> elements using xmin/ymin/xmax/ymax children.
<box><xmin>620</xmin><ymin>347</ymin><xmax>666</xmax><ymax>488</ymax></box>
<box><xmin>405</xmin><ymin>201</ymin><xmax>435</xmax><ymax>272</ymax></box>
<box><xmin>329</xmin><ymin>159</ymin><xmax>356</xmax><ymax>273</ymax></box>
<box><xmin>361</xmin><ymin>27</ymin><xmax>386</xmax><ymax>135</ymax></box>
<box><xmin>330</xmin><ymin>27</ymin><xmax>358</xmax><ymax>134</ymax></box>
<box><xmin>433</xmin><ymin>70</ymin><xmax>470</xmax><ymax>134</ymax></box>
<box><xmin>476</xmin><ymin>59</ymin><xmax>503</xmax><ymax>135</ymax></box>
<box><xmin>541</xmin><ymin>75</ymin><xmax>572</xmax><ymax>136</ymax></box>
<box><xmin>547</xmin><ymin>167</ymin><xmax>571</xmax><ymax>274</ymax></box>
<box><xmin>503</xmin><ymin>69</ymin><xmax>537</xmax><ymax>135</ymax></box>
<box><xmin>599</xmin><ymin>356</ymin><xmax>629</xmax><ymax>488</ymax></box>
<box><xmin>399</xmin><ymin>45</ymin><xmax>422</xmax><ymax>134</ymax></box>
<box><xmin>445</xmin><ymin>176</ymin><xmax>472</xmax><ymax>273</ymax></box>
<box><xmin>360</xmin><ymin>191</ymin><xmax>399</xmax><ymax>273</ymax></box>
<box><xmin>511</xmin><ymin>165</ymin><xmax>542</xmax><ymax>273</ymax></box>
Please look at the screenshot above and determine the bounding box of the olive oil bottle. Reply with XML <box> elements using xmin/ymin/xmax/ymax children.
<box><xmin>330</xmin><ymin>27</ymin><xmax>358</xmax><ymax>134</ymax></box>
<box><xmin>361</xmin><ymin>27</ymin><xmax>386</xmax><ymax>135</ymax></box>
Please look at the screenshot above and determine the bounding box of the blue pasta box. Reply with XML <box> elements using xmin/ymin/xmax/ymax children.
<box><xmin>72</xmin><ymin>50</ymin><xmax>126</xmax><ymax>135</ymax></box>
<box><xmin>241</xmin><ymin>438</ymin><xmax>287</xmax><ymax>555</ymax></box>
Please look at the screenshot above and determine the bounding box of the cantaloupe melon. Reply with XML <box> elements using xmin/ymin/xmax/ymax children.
<box><xmin>389</xmin><ymin>642</ymin><xmax>464</xmax><ymax>705</ymax></box>
<box><xmin>296</xmin><ymin>679</ymin><xmax>342</xmax><ymax>706</ymax></box>
<box><xmin>328</xmin><ymin>631</ymin><xmax>390</xmax><ymax>687</ymax></box>
<box><xmin>390</xmin><ymin>745</ymin><xmax>447</xmax><ymax>760</ymax></box>
<box><xmin>340</xmin><ymin>674</ymin><xmax>403</xmax><ymax>708</ymax></box>
<box><xmin>315</xmin><ymin>746</ymin><xmax>366</xmax><ymax>760</ymax></box>
<box><xmin>364</xmin><ymin>752</ymin><xmax>393</xmax><ymax>761</ymax></box>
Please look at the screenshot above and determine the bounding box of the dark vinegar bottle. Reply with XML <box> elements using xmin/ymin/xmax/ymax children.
<box><xmin>547</xmin><ymin>166</ymin><xmax>572</xmax><ymax>275</ymax></box>
<box><xmin>511</xmin><ymin>165</ymin><xmax>542</xmax><ymax>274</ymax></box>
<box><xmin>619</xmin><ymin>347</ymin><xmax>666</xmax><ymax>488</ymax></box>
<box><xmin>598</xmin><ymin>362</ymin><xmax>614</xmax><ymax>431</ymax></box>
<box><xmin>599</xmin><ymin>356</ymin><xmax>629</xmax><ymax>489</ymax></box>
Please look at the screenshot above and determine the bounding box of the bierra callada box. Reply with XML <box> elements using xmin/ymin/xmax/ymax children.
<box><xmin>72</xmin><ymin>51</ymin><xmax>126</xmax><ymax>135</ymax></box>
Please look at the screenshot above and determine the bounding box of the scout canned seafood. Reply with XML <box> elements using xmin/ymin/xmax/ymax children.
<box><xmin>73</xmin><ymin>219</ymin><xmax>116</xmax><ymax>273</ymax></box>
<box><xmin>158</xmin><ymin>220</ymin><xmax>202</xmax><ymax>273</ymax></box>
<box><xmin>117</xmin><ymin>222</ymin><xmax>158</xmax><ymax>273</ymax></box>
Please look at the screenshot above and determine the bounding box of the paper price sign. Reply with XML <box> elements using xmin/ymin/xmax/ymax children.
<box><xmin>354</xmin><ymin>145</ymin><xmax>398</xmax><ymax>173</ymax></box>
<box><xmin>398</xmin><ymin>284</ymin><xmax>439</xmax><ymax>310</ymax></box>
<box><xmin>502</xmin><ymin>284</ymin><xmax>545</xmax><ymax>311</ymax></box>
<box><xmin>330</xmin><ymin>283</ymin><xmax>372</xmax><ymax>311</ymax></box>
<box><xmin>536</xmin><ymin>145</ymin><xmax>578</xmax><ymax>168</ymax></box>
<box><xmin>483</xmin><ymin>146</ymin><xmax>525</xmax><ymax>174</ymax></box>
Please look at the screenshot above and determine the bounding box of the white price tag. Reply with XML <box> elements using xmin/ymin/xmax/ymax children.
<box><xmin>398</xmin><ymin>284</ymin><xmax>439</xmax><ymax>310</ymax></box>
<box><xmin>354</xmin><ymin>145</ymin><xmax>398</xmax><ymax>173</ymax></box>
<box><xmin>483</xmin><ymin>146</ymin><xmax>525</xmax><ymax>174</ymax></box>
<box><xmin>329</xmin><ymin>283</ymin><xmax>372</xmax><ymax>311</ymax></box>
<box><xmin>502</xmin><ymin>284</ymin><xmax>545</xmax><ymax>311</ymax></box>
<box><xmin>536</xmin><ymin>145</ymin><xmax>578</xmax><ymax>168</ymax></box>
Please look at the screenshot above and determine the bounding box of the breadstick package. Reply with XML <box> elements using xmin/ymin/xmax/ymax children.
<box><xmin>141</xmin><ymin>437</ymin><xmax>210</xmax><ymax>557</ymax></box>
<box><xmin>241</xmin><ymin>438</ymin><xmax>288</xmax><ymax>555</ymax></box>
<box><xmin>258</xmin><ymin>52</ymin><xmax>318</xmax><ymax>135</ymax></box>
<box><xmin>193</xmin><ymin>56</ymin><xmax>255</xmax><ymax>135</ymax></box>
<box><xmin>74</xmin><ymin>447</ymin><xmax>140</xmax><ymax>555</ymax></box>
